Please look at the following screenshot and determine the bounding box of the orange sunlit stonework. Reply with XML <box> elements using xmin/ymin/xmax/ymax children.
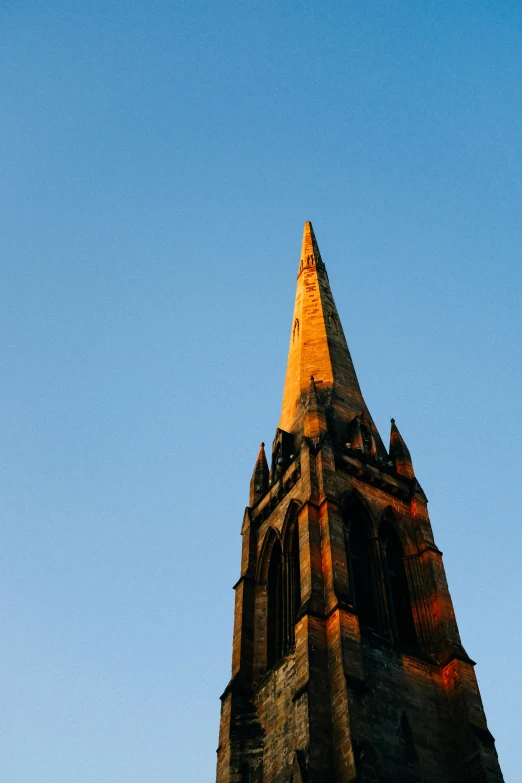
<box><xmin>216</xmin><ymin>223</ymin><xmax>504</xmax><ymax>783</ymax></box>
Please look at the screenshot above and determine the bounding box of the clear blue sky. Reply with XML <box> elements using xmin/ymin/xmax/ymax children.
<box><xmin>1</xmin><ymin>2</ymin><xmax>521</xmax><ymax>781</ymax></box>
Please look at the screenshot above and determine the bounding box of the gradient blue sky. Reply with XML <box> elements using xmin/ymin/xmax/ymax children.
<box><xmin>2</xmin><ymin>2</ymin><xmax>521</xmax><ymax>781</ymax></box>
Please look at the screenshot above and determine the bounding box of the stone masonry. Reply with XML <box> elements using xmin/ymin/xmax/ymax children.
<box><xmin>216</xmin><ymin>222</ymin><xmax>504</xmax><ymax>783</ymax></box>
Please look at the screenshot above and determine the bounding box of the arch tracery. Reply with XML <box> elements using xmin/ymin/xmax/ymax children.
<box><xmin>267</xmin><ymin>538</ymin><xmax>284</xmax><ymax>668</ymax></box>
<box><xmin>257</xmin><ymin>526</ymin><xmax>281</xmax><ymax>585</ymax></box>
<box><xmin>259</xmin><ymin>503</ymin><xmax>302</xmax><ymax>670</ymax></box>
<box><xmin>342</xmin><ymin>493</ymin><xmax>420</xmax><ymax>644</ymax></box>
<box><xmin>379</xmin><ymin>516</ymin><xmax>417</xmax><ymax>645</ymax></box>
<box><xmin>343</xmin><ymin>491</ymin><xmax>379</xmax><ymax>630</ymax></box>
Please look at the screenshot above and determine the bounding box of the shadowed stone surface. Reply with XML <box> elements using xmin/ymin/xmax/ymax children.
<box><xmin>216</xmin><ymin>223</ymin><xmax>504</xmax><ymax>783</ymax></box>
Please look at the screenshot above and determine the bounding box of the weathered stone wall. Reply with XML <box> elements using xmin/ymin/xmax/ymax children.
<box><xmin>217</xmin><ymin>222</ymin><xmax>503</xmax><ymax>783</ymax></box>
<box><xmin>361</xmin><ymin>640</ymin><xmax>452</xmax><ymax>782</ymax></box>
<box><xmin>253</xmin><ymin>655</ymin><xmax>298</xmax><ymax>783</ymax></box>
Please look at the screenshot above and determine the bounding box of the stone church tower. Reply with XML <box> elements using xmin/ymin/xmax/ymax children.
<box><xmin>216</xmin><ymin>223</ymin><xmax>503</xmax><ymax>783</ymax></box>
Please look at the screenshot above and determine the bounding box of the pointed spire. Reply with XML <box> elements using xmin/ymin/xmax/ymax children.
<box><xmin>389</xmin><ymin>419</ymin><xmax>415</xmax><ymax>479</ymax></box>
<box><xmin>279</xmin><ymin>221</ymin><xmax>386</xmax><ymax>454</ymax></box>
<box><xmin>249</xmin><ymin>442</ymin><xmax>269</xmax><ymax>506</ymax></box>
<box><xmin>299</xmin><ymin>221</ymin><xmax>323</xmax><ymax>271</ymax></box>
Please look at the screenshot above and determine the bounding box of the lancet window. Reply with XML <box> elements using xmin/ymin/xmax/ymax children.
<box><xmin>267</xmin><ymin>539</ymin><xmax>284</xmax><ymax>668</ymax></box>
<box><xmin>290</xmin><ymin>523</ymin><xmax>301</xmax><ymax>639</ymax></box>
<box><xmin>380</xmin><ymin>521</ymin><xmax>417</xmax><ymax>645</ymax></box>
<box><xmin>266</xmin><ymin>523</ymin><xmax>301</xmax><ymax>670</ymax></box>
<box><xmin>344</xmin><ymin>496</ymin><xmax>419</xmax><ymax>645</ymax></box>
<box><xmin>345</xmin><ymin>499</ymin><xmax>378</xmax><ymax>630</ymax></box>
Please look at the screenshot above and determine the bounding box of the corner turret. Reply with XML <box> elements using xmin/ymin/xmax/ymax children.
<box><xmin>389</xmin><ymin>418</ymin><xmax>415</xmax><ymax>479</ymax></box>
<box><xmin>249</xmin><ymin>442</ymin><xmax>269</xmax><ymax>506</ymax></box>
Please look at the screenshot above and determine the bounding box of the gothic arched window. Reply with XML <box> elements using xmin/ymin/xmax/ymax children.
<box><xmin>290</xmin><ymin>523</ymin><xmax>301</xmax><ymax>645</ymax></box>
<box><xmin>265</xmin><ymin>522</ymin><xmax>301</xmax><ymax>670</ymax></box>
<box><xmin>348</xmin><ymin>520</ymin><xmax>378</xmax><ymax>629</ymax></box>
<box><xmin>267</xmin><ymin>539</ymin><xmax>284</xmax><ymax>668</ymax></box>
<box><xmin>380</xmin><ymin>521</ymin><xmax>416</xmax><ymax>645</ymax></box>
<box><xmin>345</xmin><ymin>498</ymin><xmax>378</xmax><ymax>630</ymax></box>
